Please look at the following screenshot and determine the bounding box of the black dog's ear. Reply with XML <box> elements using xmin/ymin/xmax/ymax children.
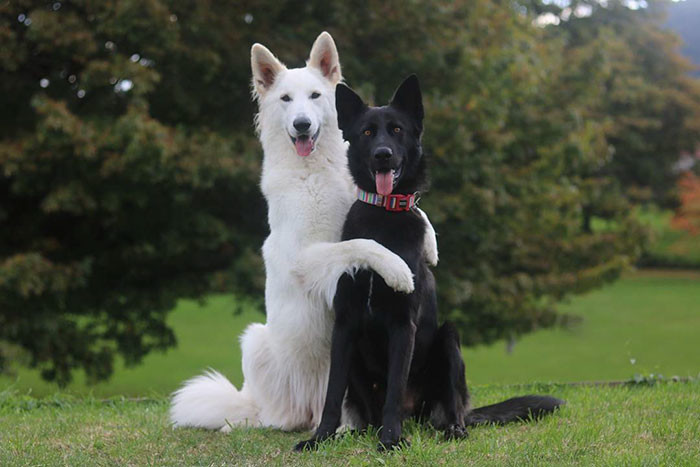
<box><xmin>390</xmin><ymin>74</ymin><xmax>424</xmax><ymax>133</ymax></box>
<box><xmin>336</xmin><ymin>83</ymin><xmax>366</xmax><ymax>137</ymax></box>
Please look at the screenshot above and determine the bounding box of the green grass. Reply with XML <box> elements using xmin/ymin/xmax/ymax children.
<box><xmin>0</xmin><ymin>295</ymin><xmax>256</xmax><ymax>397</ymax></box>
<box><xmin>465</xmin><ymin>270</ymin><xmax>700</xmax><ymax>384</ymax></box>
<box><xmin>2</xmin><ymin>381</ymin><xmax>699</xmax><ymax>465</ymax></box>
<box><xmin>1</xmin><ymin>270</ymin><xmax>698</xmax><ymax>464</ymax></box>
<box><xmin>2</xmin><ymin>271</ymin><xmax>699</xmax><ymax>396</ymax></box>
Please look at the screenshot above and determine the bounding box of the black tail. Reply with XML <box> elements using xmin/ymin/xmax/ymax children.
<box><xmin>465</xmin><ymin>395</ymin><xmax>565</xmax><ymax>427</ymax></box>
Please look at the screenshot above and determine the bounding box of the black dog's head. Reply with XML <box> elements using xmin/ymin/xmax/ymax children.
<box><xmin>336</xmin><ymin>75</ymin><xmax>427</xmax><ymax>196</ymax></box>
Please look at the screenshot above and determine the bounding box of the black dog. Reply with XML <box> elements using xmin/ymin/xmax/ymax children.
<box><xmin>295</xmin><ymin>75</ymin><xmax>563</xmax><ymax>452</ymax></box>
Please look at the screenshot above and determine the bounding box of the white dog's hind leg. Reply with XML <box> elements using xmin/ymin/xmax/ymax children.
<box><xmin>239</xmin><ymin>321</ymin><xmax>328</xmax><ymax>431</ymax></box>
<box><xmin>294</xmin><ymin>239</ymin><xmax>415</xmax><ymax>306</ymax></box>
<box><xmin>416</xmin><ymin>207</ymin><xmax>439</xmax><ymax>266</ymax></box>
<box><xmin>170</xmin><ymin>369</ymin><xmax>260</xmax><ymax>431</ymax></box>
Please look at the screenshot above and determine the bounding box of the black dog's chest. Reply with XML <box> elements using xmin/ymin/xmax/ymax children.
<box><xmin>352</xmin><ymin>271</ymin><xmax>402</xmax><ymax>372</ymax></box>
<box><xmin>340</xmin><ymin>202</ymin><xmax>429</xmax><ymax>375</ymax></box>
<box><xmin>341</xmin><ymin>202</ymin><xmax>426</xmax><ymax>260</ymax></box>
<box><xmin>348</xmin><ymin>268</ymin><xmax>435</xmax><ymax>395</ymax></box>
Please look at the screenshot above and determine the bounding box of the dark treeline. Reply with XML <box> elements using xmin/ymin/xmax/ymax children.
<box><xmin>1</xmin><ymin>0</ymin><xmax>699</xmax><ymax>384</ymax></box>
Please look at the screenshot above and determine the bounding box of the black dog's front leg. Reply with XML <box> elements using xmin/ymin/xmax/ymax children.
<box><xmin>378</xmin><ymin>318</ymin><xmax>416</xmax><ymax>451</ymax></box>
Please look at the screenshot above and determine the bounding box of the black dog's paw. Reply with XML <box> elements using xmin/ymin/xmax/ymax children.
<box><xmin>444</xmin><ymin>424</ymin><xmax>468</xmax><ymax>441</ymax></box>
<box><xmin>293</xmin><ymin>438</ymin><xmax>319</xmax><ymax>452</ymax></box>
<box><xmin>377</xmin><ymin>437</ymin><xmax>410</xmax><ymax>452</ymax></box>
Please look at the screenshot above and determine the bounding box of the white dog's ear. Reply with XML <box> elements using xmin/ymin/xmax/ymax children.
<box><xmin>251</xmin><ymin>43</ymin><xmax>285</xmax><ymax>97</ymax></box>
<box><xmin>308</xmin><ymin>31</ymin><xmax>342</xmax><ymax>85</ymax></box>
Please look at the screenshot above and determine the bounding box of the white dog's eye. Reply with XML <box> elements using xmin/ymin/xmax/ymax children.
<box><xmin>310</xmin><ymin>92</ymin><xmax>321</xmax><ymax>99</ymax></box>
<box><xmin>281</xmin><ymin>95</ymin><xmax>292</xmax><ymax>102</ymax></box>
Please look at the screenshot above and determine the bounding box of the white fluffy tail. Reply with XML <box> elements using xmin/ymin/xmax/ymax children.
<box><xmin>170</xmin><ymin>369</ymin><xmax>260</xmax><ymax>431</ymax></box>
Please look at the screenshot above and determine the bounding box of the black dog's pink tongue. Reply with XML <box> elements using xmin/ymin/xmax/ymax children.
<box><xmin>295</xmin><ymin>138</ymin><xmax>314</xmax><ymax>157</ymax></box>
<box><xmin>375</xmin><ymin>171</ymin><xmax>394</xmax><ymax>196</ymax></box>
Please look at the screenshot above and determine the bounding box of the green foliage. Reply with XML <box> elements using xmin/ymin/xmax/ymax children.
<box><xmin>1</xmin><ymin>0</ymin><xmax>697</xmax><ymax>383</ymax></box>
<box><xmin>0</xmin><ymin>1</ymin><xmax>267</xmax><ymax>384</ymax></box>
<box><xmin>540</xmin><ymin>0</ymin><xmax>700</xmax><ymax>205</ymax></box>
<box><xmin>418</xmin><ymin>1</ymin><xmax>646</xmax><ymax>343</ymax></box>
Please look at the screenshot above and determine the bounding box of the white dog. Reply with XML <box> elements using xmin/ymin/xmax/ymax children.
<box><xmin>170</xmin><ymin>32</ymin><xmax>438</xmax><ymax>432</ymax></box>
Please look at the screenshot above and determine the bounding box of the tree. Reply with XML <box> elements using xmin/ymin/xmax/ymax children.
<box><xmin>0</xmin><ymin>0</ymin><xmax>267</xmax><ymax>384</ymax></box>
<box><xmin>533</xmin><ymin>0</ymin><xmax>700</xmax><ymax>206</ymax></box>
<box><xmin>416</xmin><ymin>0</ymin><xmax>645</xmax><ymax>343</ymax></box>
<box><xmin>4</xmin><ymin>0</ymin><xmax>691</xmax><ymax>383</ymax></box>
<box><xmin>672</xmin><ymin>171</ymin><xmax>700</xmax><ymax>235</ymax></box>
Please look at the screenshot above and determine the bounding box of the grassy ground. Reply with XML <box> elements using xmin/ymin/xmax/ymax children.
<box><xmin>1</xmin><ymin>381</ymin><xmax>698</xmax><ymax>466</ymax></box>
<box><xmin>465</xmin><ymin>269</ymin><xmax>700</xmax><ymax>384</ymax></box>
<box><xmin>2</xmin><ymin>270</ymin><xmax>699</xmax><ymax>396</ymax></box>
<box><xmin>0</xmin><ymin>296</ymin><xmax>259</xmax><ymax>397</ymax></box>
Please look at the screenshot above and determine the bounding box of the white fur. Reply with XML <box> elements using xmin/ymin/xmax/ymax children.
<box><xmin>170</xmin><ymin>369</ymin><xmax>260</xmax><ymax>431</ymax></box>
<box><xmin>419</xmin><ymin>209</ymin><xmax>439</xmax><ymax>267</ymax></box>
<box><xmin>170</xmin><ymin>32</ymin><xmax>438</xmax><ymax>432</ymax></box>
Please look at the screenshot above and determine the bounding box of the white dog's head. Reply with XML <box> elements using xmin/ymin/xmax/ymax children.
<box><xmin>251</xmin><ymin>32</ymin><xmax>342</xmax><ymax>158</ymax></box>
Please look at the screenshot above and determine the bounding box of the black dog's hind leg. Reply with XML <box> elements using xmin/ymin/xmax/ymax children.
<box><xmin>294</xmin><ymin>274</ymin><xmax>363</xmax><ymax>452</ymax></box>
<box><xmin>427</xmin><ymin>322</ymin><xmax>469</xmax><ymax>440</ymax></box>
<box><xmin>378</xmin><ymin>316</ymin><xmax>416</xmax><ymax>451</ymax></box>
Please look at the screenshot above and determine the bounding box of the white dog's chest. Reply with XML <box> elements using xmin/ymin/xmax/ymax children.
<box><xmin>264</xmin><ymin>170</ymin><xmax>353</xmax><ymax>247</ymax></box>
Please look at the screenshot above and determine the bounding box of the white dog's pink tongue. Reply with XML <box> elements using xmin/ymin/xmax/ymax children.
<box><xmin>295</xmin><ymin>138</ymin><xmax>314</xmax><ymax>157</ymax></box>
<box><xmin>375</xmin><ymin>171</ymin><xmax>394</xmax><ymax>196</ymax></box>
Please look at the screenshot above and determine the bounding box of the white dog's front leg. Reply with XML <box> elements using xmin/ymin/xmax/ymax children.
<box><xmin>416</xmin><ymin>208</ymin><xmax>439</xmax><ymax>267</ymax></box>
<box><xmin>293</xmin><ymin>239</ymin><xmax>415</xmax><ymax>306</ymax></box>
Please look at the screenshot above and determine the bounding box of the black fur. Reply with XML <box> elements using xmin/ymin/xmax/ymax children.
<box><xmin>294</xmin><ymin>75</ymin><xmax>564</xmax><ymax>453</ymax></box>
<box><xmin>465</xmin><ymin>394</ymin><xmax>565</xmax><ymax>426</ymax></box>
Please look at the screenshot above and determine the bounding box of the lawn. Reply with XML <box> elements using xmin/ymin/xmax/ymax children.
<box><xmin>465</xmin><ymin>269</ymin><xmax>700</xmax><ymax>384</ymax></box>
<box><xmin>1</xmin><ymin>270</ymin><xmax>699</xmax><ymax>397</ymax></box>
<box><xmin>1</xmin><ymin>381</ymin><xmax>698</xmax><ymax>465</ymax></box>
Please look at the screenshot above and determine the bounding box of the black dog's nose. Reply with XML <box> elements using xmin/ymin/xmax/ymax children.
<box><xmin>293</xmin><ymin>117</ymin><xmax>311</xmax><ymax>133</ymax></box>
<box><xmin>374</xmin><ymin>147</ymin><xmax>393</xmax><ymax>160</ymax></box>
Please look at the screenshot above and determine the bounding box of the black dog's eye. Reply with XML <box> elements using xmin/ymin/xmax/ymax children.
<box><xmin>281</xmin><ymin>95</ymin><xmax>292</xmax><ymax>102</ymax></box>
<box><xmin>363</xmin><ymin>129</ymin><xmax>372</xmax><ymax>136</ymax></box>
<box><xmin>393</xmin><ymin>127</ymin><xmax>401</xmax><ymax>133</ymax></box>
<box><xmin>310</xmin><ymin>92</ymin><xmax>321</xmax><ymax>99</ymax></box>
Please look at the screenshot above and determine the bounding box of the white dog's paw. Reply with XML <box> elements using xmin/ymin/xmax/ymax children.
<box><xmin>424</xmin><ymin>240</ymin><xmax>439</xmax><ymax>267</ymax></box>
<box><xmin>220</xmin><ymin>424</ymin><xmax>232</xmax><ymax>433</ymax></box>
<box><xmin>376</xmin><ymin>255</ymin><xmax>415</xmax><ymax>294</ymax></box>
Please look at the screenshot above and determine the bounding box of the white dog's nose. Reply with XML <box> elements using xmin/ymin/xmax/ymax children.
<box><xmin>293</xmin><ymin>116</ymin><xmax>311</xmax><ymax>133</ymax></box>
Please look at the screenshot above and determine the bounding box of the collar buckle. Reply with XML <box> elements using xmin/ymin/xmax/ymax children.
<box><xmin>384</xmin><ymin>193</ymin><xmax>415</xmax><ymax>212</ymax></box>
<box><xmin>357</xmin><ymin>188</ymin><xmax>419</xmax><ymax>212</ymax></box>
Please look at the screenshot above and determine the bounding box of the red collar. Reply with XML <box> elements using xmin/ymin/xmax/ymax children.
<box><xmin>357</xmin><ymin>188</ymin><xmax>418</xmax><ymax>212</ymax></box>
